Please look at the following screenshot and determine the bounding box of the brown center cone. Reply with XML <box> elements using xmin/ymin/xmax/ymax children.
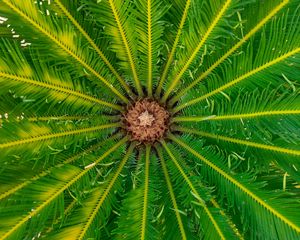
<box><xmin>123</xmin><ymin>99</ymin><xmax>170</xmax><ymax>143</ymax></box>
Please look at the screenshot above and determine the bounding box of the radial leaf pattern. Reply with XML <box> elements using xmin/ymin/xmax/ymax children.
<box><xmin>0</xmin><ymin>0</ymin><xmax>299</xmax><ymax>239</ymax></box>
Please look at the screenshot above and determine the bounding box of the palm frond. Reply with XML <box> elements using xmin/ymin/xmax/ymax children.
<box><xmin>0</xmin><ymin>137</ymin><xmax>127</xmax><ymax>240</ymax></box>
<box><xmin>174</xmin><ymin>49</ymin><xmax>299</xmax><ymax>112</ymax></box>
<box><xmin>113</xmin><ymin>146</ymin><xmax>160</xmax><ymax>240</ymax></box>
<box><xmin>162</xmin><ymin>0</ymin><xmax>232</xmax><ymax>102</ymax></box>
<box><xmin>170</xmin><ymin>134</ymin><xmax>300</xmax><ymax>239</ymax></box>
<box><xmin>75</xmin><ymin>143</ymin><xmax>134</xmax><ymax>240</ymax></box>
<box><xmin>52</xmin><ymin>0</ymin><xmax>133</xmax><ymax>96</ymax></box>
<box><xmin>160</xmin><ymin>139</ymin><xmax>240</xmax><ymax>239</ymax></box>
<box><xmin>155</xmin><ymin>0</ymin><xmax>192</xmax><ymax>97</ymax></box>
<box><xmin>0</xmin><ymin>40</ymin><xmax>122</xmax><ymax>112</ymax></box>
<box><xmin>174</xmin><ymin>126</ymin><xmax>300</xmax><ymax>182</ymax></box>
<box><xmin>83</xmin><ymin>0</ymin><xmax>143</xmax><ymax>96</ymax></box>
<box><xmin>176</xmin><ymin>126</ymin><xmax>300</xmax><ymax>156</ymax></box>
<box><xmin>174</xmin><ymin>5</ymin><xmax>300</xmax><ymax>112</ymax></box>
<box><xmin>140</xmin><ymin>145</ymin><xmax>150</xmax><ymax>239</ymax></box>
<box><xmin>42</xmin><ymin>197</ymin><xmax>78</xmax><ymax>237</ymax></box>
<box><xmin>0</xmin><ymin>134</ymin><xmax>121</xmax><ymax>202</ymax></box>
<box><xmin>173</xmin><ymin>87</ymin><xmax>300</xmax><ymax>147</ymax></box>
<box><xmin>1</xmin><ymin>0</ymin><xmax>129</xmax><ymax>103</ymax></box>
<box><xmin>156</xmin><ymin>146</ymin><xmax>189</xmax><ymax>240</ymax></box>
<box><xmin>170</xmin><ymin>0</ymin><xmax>291</xmax><ymax>105</ymax></box>
<box><xmin>173</xmin><ymin>87</ymin><xmax>300</xmax><ymax>121</ymax></box>
<box><xmin>0</xmin><ymin>123</ymin><xmax>118</xmax><ymax>151</ymax></box>
<box><xmin>134</xmin><ymin>0</ymin><xmax>167</xmax><ymax>96</ymax></box>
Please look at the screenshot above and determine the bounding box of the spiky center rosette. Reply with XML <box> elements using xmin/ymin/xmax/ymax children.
<box><xmin>123</xmin><ymin>99</ymin><xmax>169</xmax><ymax>142</ymax></box>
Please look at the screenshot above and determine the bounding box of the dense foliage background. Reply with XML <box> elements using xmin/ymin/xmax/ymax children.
<box><xmin>0</xmin><ymin>0</ymin><xmax>299</xmax><ymax>239</ymax></box>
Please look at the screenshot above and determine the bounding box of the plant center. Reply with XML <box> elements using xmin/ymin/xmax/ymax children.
<box><xmin>123</xmin><ymin>99</ymin><xmax>170</xmax><ymax>143</ymax></box>
<box><xmin>138</xmin><ymin>110</ymin><xmax>155</xmax><ymax>127</ymax></box>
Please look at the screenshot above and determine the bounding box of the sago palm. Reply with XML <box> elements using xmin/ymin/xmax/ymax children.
<box><xmin>0</xmin><ymin>0</ymin><xmax>299</xmax><ymax>239</ymax></box>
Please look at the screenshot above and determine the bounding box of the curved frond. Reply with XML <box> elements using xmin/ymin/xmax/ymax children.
<box><xmin>0</xmin><ymin>134</ymin><xmax>121</xmax><ymax>202</ymax></box>
<box><xmin>170</xmin><ymin>134</ymin><xmax>300</xmax><ymax>239</ymax></box>
<box><xmin>0</xmin><ymin>137</ymin><xmax>128</xmax><ymax>240</ymax></box>
<box><xmin>26</xmin><ymin>114</ymin><xmax>118</xmax><ymax>123</ymax></box>
<box><xmin>140</xmin><ymin>145</ymin><xmax>150</xmax><ymax>239</ymax></box>
<box><xmin>0</xmin><ymin>123</ymin><xmax>118</xmax><ymax>150</ymax></box>
<box><xmin>108</xmin><ymin>0</ymin><xmax>143</xmax><ymax>96</ymax></box>
<box><xmin>174</xmin><ymin>110</ymin><xmax>300</xmax><ymax>122</ymax></box>
<box><xmin>83</xmin><ymin>0</ymin><xmax>143</xmax><ymax>96</ymax></box>
<box><xmin>0</xmin><ymin>72</ymin><xmax>122</xmax><ymax>111</ymax></box>
<box><xmin>156</xmin><ymin>146</ymin><xmax>187</xmax><ymax>240</ymax></box>
<box><xmin>0</xmin><ymin>40</ymin><xmax>122</xmax><ymax>112</ymax></box>
<box><xmin>53</xmin><ymin>0</ymin><xmax>133</xmax><ymax>96</ymax></box>
<box><xmin>134</xmin><ymin>0</ymin><xmax>167</xmax><ymax>96</ymax></box>
<box><xmin>161</xmin><ymin>139</ymin><xmax>229</xmax><ymax>240</ymax></box>
<box><xmin>176</xmin><ymin>126</ymin><xmax>300</xmax><ymax>156</ymax></box>
<box><xmin>162</xmin><ymin>0</ymin><xmax>232</xmax><ymax>102</ymax></box>
<box><xmin>2</xmin><ymin>0</ymin><xmax>129</xmax><ymax>103</ymax></box>
<box><xmin>174</xmin><ymin>48</ymin><xmax>300</xmax><ymax>112</ymax></box>
<box><xmin>113</xmin><ymin>147</ymin><xmax>160</xmax><ymax>240</ymax></box>
<box><xmin>210</xmin><ymin>110</ymin><xmax>300</xmax><ymax>120</ymax></box>
<box><xmin>174</xmin><ymin>6</ymin><xmax>300</xmax><ymax>112</ymax></box>
<box><xmin>76</xmin><ymin>143</ymin><xmax>135</xmax><ymax>240</ymax></box>
<box><xmin>173</xmin><ymin>87</ymin><xmax>300</xmax><ymax>148</ymax></box>
<box><xmin>155</xmin><ymin>0</ymin><xmax>192</xmax><ymax>96</ymax></box>
<box><xmin>170</xmin><ymin>0</ymin><xmax>290</xmax><ymax>104</ymax></box>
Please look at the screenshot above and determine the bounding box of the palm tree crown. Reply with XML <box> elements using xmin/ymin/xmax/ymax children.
<box><xmin>0</xmin><ymin>0</ymin><xmax>299</xmax><ymax>239</ymax></box>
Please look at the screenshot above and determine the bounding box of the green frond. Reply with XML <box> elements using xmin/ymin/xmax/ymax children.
<box><xmin>83</xmin><ymin>0</ymin><xmax>143</xmax><ymax>96</ymax></box>
<box><xmin>174</xmin><ymin>48</ymin><xmax>300</xmax><ymax>112</ymax></box>
<box><xmin>0</xmin><ymin>120</ymin><xmax>119</xmax><ymax>185</ymax></box>
<box><xmin>26</xmin><ymin>114</ymin><xmax>118</xmax><ymax>123</ymax></box>
<box><xmin>42</xmin><ymin>197</ymin><xmax>78</xmax><ymax>236</ymax></box>
<box><xmin>176</xmin><ymin>126</ymin><xmax>300</xmax><ymax>156</ymax></box>
<box><xmin>162</xmin><ymin>0</ymin><xmax>232</xmax><ymax>102</ymax></box>
<box><xmin>134</xmin><ymin>0</ymin><xmax>167</xmax><ymax>96</ymax></box>
<box><xmin>155</xmin><ymin>0</ymin><xmax>192</xmax><ymax>97</ymax></box>
<box><xmin>174</xmin><ymin>5</ymin><xmax>300</xmax><ymax>112</ymax></box>
<box><xmin>211</xmin><ymin>110</ymin><xmax>300</xmax><ymax>120</ymax></box>
<box><xmin>156</xmin><ymin>146</ymin><xmax>188</xmax><ymax>240</ymax></box>
<box><xmin>76</xmin><ymin>143</ymin><xmax>135</xmax><ymax>240</ymax></box>
<box><xmin>43</xmin><ymin>142</ymin><xmax>130</xmax><ymax>240</ymax></box>
<box><xmin>0</xmin><ymin>137</ymin><xmax>127</xmax><ymax>240</ymax></box>
<box><xmin>140</xmin><ymin>145</ymin><xmax>150</xmax><ymax>239</ymax></box>
<box><xmin>170</xmin><ymin>134</ymin><xmax>300</xmax><ymax>239</ymax></box>
<box><xmin>0</xmin><ymin>40</ymin><xmax>122</xmax><ymax>112</ymax></box>
<box><xmin>178</xmin><ymin>156</ymin><xmax>244</xmax><ymax>239</ymax></box>
<box><xmin>174</xmin><ymin>109</ymin><xmax>300</xmax><ymax>122</ymax></box>
<box><xmin>173</xmin><ymin>87</ymin><xmax>300</xmax><ymax>121</ymax></box>
<box><xmin>160</xmin><ymin>139</ymin><xmax>240</xmax><ymax>240</ymax></box>
<box><xmin>0</xmin><ymin>71</ymin><xmax>122</xmax><ymax>111</ymax></box>
<box><xmin>0</xmin><ymin>164</ymin><xmax>82</xmax><ymax>240</ymax></box>
<box><xmin>170</xmin><ymin>0</ymin><xmax>290</xmax><ymax>105</ymax></box>
<box><xmin>2</xmin><ymin>0</ymin><xmax>129</xmax><ymax>103</ymax></box>
<box><xmin>203</xmin><ymin>195</ymin><xmax>244</xmax><ymax>240</ymax></box>
<box><xmin>0</xmin><ymin>134</ymin><xmax>121</xmax><ymax>202</ymax></box>
<box><xmin>113</xmin><ymin>146</ymin><xmax>160</xmax><ymax>240</ymax></box>
<box><xmin>174</xmin><ymin>87</ymin><xmax>300</xmax><ymax>149</ymax></box>
<box><xmin>108</xmin><ymin>0</ymin><xmax>143</xmax><ymax>96</ymax></box>
<box><xmin>52</xmin><ymin>0</ymin><xmax>133</xmax><ymax>96</ymax></box>
<box><xmin>174</xmin><ymin>126</ymin><xmax>300</xmax><ymax>182</ymax></box>
<box><xmin>0</xmin><ymin>123</ymin><xmax>118</xmax><ymax>150</ymax></box>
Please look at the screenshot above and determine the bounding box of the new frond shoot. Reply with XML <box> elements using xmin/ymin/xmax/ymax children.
<box><xmin>122</xmin><ymin>98</ymin><xmax>170</xmax><ymax>143</ymax></box>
